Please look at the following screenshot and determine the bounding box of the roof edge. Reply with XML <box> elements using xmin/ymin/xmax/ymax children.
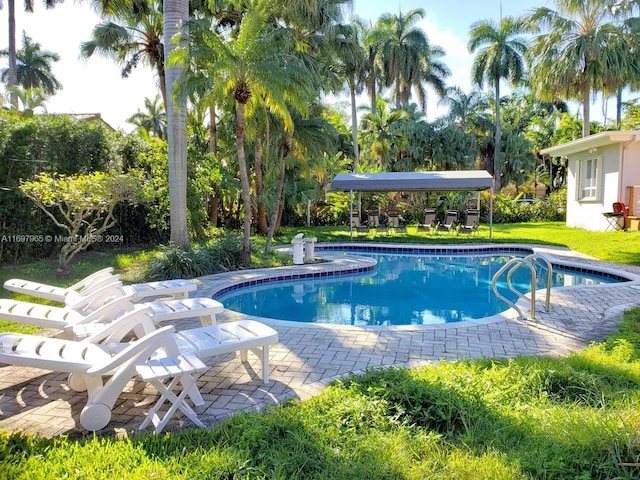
<box><xmin>540</xmin><ymin>131</ymin><xmax>640</xmax><ymax>156</ymax></box>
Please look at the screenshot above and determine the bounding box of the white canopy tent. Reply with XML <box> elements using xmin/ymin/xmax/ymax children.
<box><xmin>330</xmin><ymin>170</ymin><xmax>494</xmax><ymax>239</ymax></box>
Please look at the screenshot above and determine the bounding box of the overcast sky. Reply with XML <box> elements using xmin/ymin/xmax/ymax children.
<box><xmin>2</xmin><ymin>0</ymin><xmax>619</xmax><ymax>131</ymax></box>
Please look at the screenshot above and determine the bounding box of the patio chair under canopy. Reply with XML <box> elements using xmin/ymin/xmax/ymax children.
<box><xmin>330</xmin><ymin>170</ymin><xmax>494</xmax><ymax>240</ymax></box>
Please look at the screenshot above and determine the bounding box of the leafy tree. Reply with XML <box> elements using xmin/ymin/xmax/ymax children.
<box><xmin>4</xmin><ymin>0</ymin><xmax>63</xmax><ymax>107</ymax></box>
<box><xmin>438</xmin><ymin>86</ymin><xmax>488</xmax><ymax>133</ymax></box>
<box><xmin>469</xmin><ymin>16</ymin><xmax>527</xmax><ymax>193</ymax></box>
<box><xmin>81</xmin><ymin>0</ymin><xmax>166</xmax><ymax>106</ymax></box>
<box><xmin>526</xmin><ymin>0</ymin><xmax>631</xmax><ymax>137</ymax></box>
<box><xmin>264</xmin><ymin>106</ymin><xmax>339</xmax><ymax>250</ymax></box>
<box><xmin>19</xmin><ymin>172</ymin><xmax>142</xmax><ymax>277</ymax></box>
<box><xmin>164</xmin><ymin>0</ymin><xmax>190</xmax><ymax>248</ymax></box>
<box><xmin>3</xmin><ymin>85</ymin><xmax>48</xmax><ymax>115</ymax></box>
<box><xmin>621</xmin><ymin>97</ymin><xmax>640</xmax><ymax>130</ymax></box>
<box><xmin>500</xmin><ymin>127</ymin><xmax>536</xmax><ymax>189</ymax></box>
<box><xmin>127</xmin><ymin>94</ymin><xmax>167</xmax><ymax>139</ymax></box>
<box><xmin>369</xmin><ymin>8</ymin><xmax>444</xmax><ymax>110</ymax></box>
<box><xmin>359</xmin><ymin>96</ymin><xmax>408</xmax><ymax>169</ymax></box>
<box><xmin>428</xmin><ymin>122</ymin><xmax>477</xmax><ymax>171</ymax></box>
<box><xmin>388</xmin><ymin>107</ymin><xmax>432</xmax><ymax>171</ymax></box>
<box><xmin>332</xmin><ymin>22</ymin><xmax>366</xmax><ymax>172</ymax></box>
<box><xmin>173</xmin><ymin>0</ymin><xmax>313</xmax><ymax>264</ymax></box>
<box><xmin>1</xmin><ymin>31</ymin><xmax>61</xmax><ymax>95</ymax></box>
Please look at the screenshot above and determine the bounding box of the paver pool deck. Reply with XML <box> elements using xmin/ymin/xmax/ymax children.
<box><xmin>1</xmin><ymin>243</ymin><xmax>640</xmax><ymax>438</ymax></box>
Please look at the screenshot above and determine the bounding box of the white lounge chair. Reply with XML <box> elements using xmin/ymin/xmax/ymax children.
<box><xmin>0</xmin><ymin>308</ymin><xmax>279</xmax><ymax>432</ymax></box>
<box><xmin>0</xmin><ymin>308</ymin><xmax>192</xmax><ymax>431</ymax></box>
<box><xmin>174</xmin><ymin>320</ymin><xmax>279</xmax><ymax>384</ymax></box>
<box><xmin>4</xmin><ymin>267</ymin><xmax>197</xmax><ymax>303</ymax></box>
<box><xmin>75</xmin><ymin>308</ymin><xmax>279</xmax><ymax>385</ymax></box>
<box><xmin>0</xmin><ymin>294</ymin><xmax>224</xmax><ymax>336</ymax></box>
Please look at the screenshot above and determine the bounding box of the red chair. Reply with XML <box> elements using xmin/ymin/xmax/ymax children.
<box><xmin>613</xmin><ymin>202</ymin><xmax>628</xmax><ymax>216</ymax></box>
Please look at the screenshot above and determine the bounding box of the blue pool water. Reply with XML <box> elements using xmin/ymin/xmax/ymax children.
<box><xmin>217</xmin><ymin>252</ymin><xmax>620</xmax><ymax>326</ymax></box>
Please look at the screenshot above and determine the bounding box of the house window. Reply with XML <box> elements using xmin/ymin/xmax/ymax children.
<box><xmin>578</xmin><ymin>157</ymin><xmax>600</xmax><ymax>201</ymax></box>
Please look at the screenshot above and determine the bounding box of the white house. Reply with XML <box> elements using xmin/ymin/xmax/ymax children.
<box><xmin>540</xmin><ymin>131</ymin><xmax>640</xmax><ymax>231</ymax></box>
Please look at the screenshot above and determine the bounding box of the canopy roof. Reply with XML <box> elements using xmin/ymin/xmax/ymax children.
<box><xmin>331</xmin><ymin>170</ymin><xmax>493</xmax><ymax>192</ymax></box>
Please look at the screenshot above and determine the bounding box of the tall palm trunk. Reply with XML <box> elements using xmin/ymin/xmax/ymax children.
<box><xmin>493</xmin><ymin>76</ymin><xmax>502</xmax><ymax>193</ymax></box>
<box><xmin>235</xmin><ymin>102</ymin><xmax>252</xmax><ymax>265</ymax></box>
<box><xmin>254</xmin><ymin>138</ymin><xmax>269</xmax><ymax>234</ymax></box>
<box><xmin>208</xmin><ymin>102</ymin><xmax>223</xmax><ymax>226</ymax></box>
<box><xmin>265</xmin><ymin>140</ymin><xmax>289</xmax><ymax>252</ymax></box>
<box><xmin>394</xmin><ymin>69</ymin><xmax>401</xmax><ymax>109</ymax></box>
<box><xmin>582</xmin><ymin>82</ymin><xmax>590</xmax><ymax>137</ymax></box>
<box><xmin>157</xmin><ymin>63</ymin><xmax>168</xmax><ymax>112</ymax></box>
<box><xmin>209</xmin><ymin>102</ymin><xmax>218</xmax><ymax>156</ymax></box>
<box><xmin>369</xmin><ymin>75</ymin><xmax>376</xmax><ymax>114</ymax></box>
<box><xmin>350</xmin><ymin>83</ymin><xmax>359</xmax><ymax>171</ymax></box>
<box><xmin>616</xmin><ymin>88</ymin><xmax>622</xmax><ymax>129</ymax></box>
<box><xmin>164</xmin><ymin>0</ymin><xmax>190</xmax><ymax>247</ymax></box>
<box><xmin>7</xmin><ymin>0</ymin><xmax>18</xmax><ymax>107</ymax></box>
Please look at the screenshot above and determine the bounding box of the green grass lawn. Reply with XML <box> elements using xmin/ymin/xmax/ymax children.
<box><xmin>2</xmin><ymin>223</ymin><xmax>638</xmax><ymax>299</ymax></box>
<box><xmin>274</xmin><ymin>222</ymin><xmax>640</xmax><ymax>265</ymax></box>
<box><xmin>1</xmin><ymin>223</ymin><xmax>640</xmax><ymax>479</ymax></box>
<box><xmin>2</xmin><ymin>308</ymin><xmax>640</xmax><ymax>479</ymax></box>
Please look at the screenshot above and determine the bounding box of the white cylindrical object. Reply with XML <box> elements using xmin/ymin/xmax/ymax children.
<box><xmin>291</xmin><ymin>239</ymin><xmax>304</xmax><ymax>264</ymax></box>
<box><xmin>303</xmin><ymin>237</ymin><xmax>316</xmax><ymax>261</ymax></box>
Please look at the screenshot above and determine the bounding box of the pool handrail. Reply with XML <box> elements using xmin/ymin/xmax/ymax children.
<box><xmin>491</xmin><ymin>255</ymin><xmax>553</xmax><ymax>320</ymax></box>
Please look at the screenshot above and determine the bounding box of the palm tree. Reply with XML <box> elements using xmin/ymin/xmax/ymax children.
<box><xmin>361</xmin><ymin>22</ymin><xmax>382</xmax><ymax>114</ymax></box>
<box><xmin>332</xmin><ymin>22</ymin><xmax>366</xmax><ymax>172</ymax></box>
<box><xmin>126</xmin><ymin>94</ymin><xmax>166</xmax><ymax>138</ymax></box>
<box><xmin>81</xmin><ymin>0</ymin><xmax>166</xmax><ymax>106</ymax></box>
<box><xmin>5</xmin><ymin>0</ymin><xmax>62</xmax><ymax>107</ymax></box>
<box><xmin>264</xmin><ymin>107</ymin><xmax>339</xmax><ymax>251</ymax></box>
<box><xmin>173</xmin><ymin>1</ymin><xmax>313</xmax><ymax>264</ymax></box>
<box><xmin>164</xmin><ymin>0</ymin><xmax>190</xmax><ymax>247</ymax></box>
<box><xmin>439</xmin><ymin>86</ymin><xmax>488</xmax><ymax>133</ymax></box>
<box><xmin>3</xmin><ymin>85</ymin><xmax>48</xmax><ymax>115</ymax></box>
<box><xmin>1</xmin><ymin>31</ymin><xmax>61</xmax><ymax>94</ymax></box>
<box><xmin>468</xmin><ymin>16</ymin><xmax>527</xmax><ymax>193</ymax></box>
<box><xmin>369</xmin><ymin>8</ymin><xmax>434</xmax><ymax>110</ymax></box>
<box><xmin>359</xmin><ymin>96</ymin><xmax>409</xmax><ymax>169</ymax></box>
<box><xmin>526</xmin><ymin>0</ymin><xmax>630</xmax><ymax>137</ymax></box>
<box><xmin>417</xmin><ymin>43</ymin><xmax>450</xmax><ymax>114</ymax></box>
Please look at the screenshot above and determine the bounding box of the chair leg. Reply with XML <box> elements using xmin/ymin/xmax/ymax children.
<box><xmin>239</xmin><ymin>346</ymin><xmax>271</xmax><ymax>384</ymax></box>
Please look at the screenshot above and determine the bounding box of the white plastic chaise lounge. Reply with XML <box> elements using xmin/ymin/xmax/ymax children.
<box><xmin>4</xmin><ymin>266</ymin><xmax>197</xmax><ymax>303</ymax></box>
<box><xmin>0</xmin><ymin>308</ymin><xmax>279</xmax><ymax>432</ymax></box>
<box><xmin>0</xmin><ymin>308</ymin><xmax>205</xmax><ymax>432</ymax></box>
<box><xmin>0</xmin><ymin>287</ymin><xmax>224</xmax><ymax>336</ymax></box>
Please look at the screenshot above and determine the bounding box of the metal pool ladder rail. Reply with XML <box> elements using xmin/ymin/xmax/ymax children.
<box><xmin>491</xmin><ymin>254</ymin><xmax>553</xmax><ymax>320</ymax></box>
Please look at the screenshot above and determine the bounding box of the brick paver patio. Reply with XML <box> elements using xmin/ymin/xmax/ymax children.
<box><xmin>1</xmin><ymin>243</ymin><xmax>639</xmax><ymax>438</ymax></box>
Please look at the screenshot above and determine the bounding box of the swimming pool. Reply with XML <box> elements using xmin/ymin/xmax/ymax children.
<box><xmin>216</xmin><ymin>249</ymin><xmax>623</xmax><ymax>326</ymax></box>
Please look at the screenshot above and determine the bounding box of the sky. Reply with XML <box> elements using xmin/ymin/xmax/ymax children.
<box><xmin>1</xmin><ymin>0</ymin><xmax>617</xmax><ymax>132</ymax></box>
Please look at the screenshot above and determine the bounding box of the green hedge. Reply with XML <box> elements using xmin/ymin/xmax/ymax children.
<box><xmin>0</xmin><ymin>112</ymin><xmax>219</xmax><ymax>264</ymax></box>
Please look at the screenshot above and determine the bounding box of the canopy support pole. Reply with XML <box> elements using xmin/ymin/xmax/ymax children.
<box><xmin>489</xmin><ymin>186</ymin><xmax>494</xmax><ymax>242</ymax></box>
<box><xmin>349</xmin><ymin>189</ymin><xmax>353</xmax><ymax>239</ymax></box>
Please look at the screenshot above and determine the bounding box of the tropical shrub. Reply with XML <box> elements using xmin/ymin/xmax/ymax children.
<box><xmin>0</xmin><ymin>111</ymin><xmax>120</xmax><ymax>263</ymax></box>
<box><xmin>145</xmin><ymin>243</ymin><xmax>217</xmax><ymax>280</ymax></box>
<box><xmin>145</xmin><ymin>233</ymin><xmax>245</xmax><ymax>281</ymax></box>
<box><xmin>483</xmin><ymin>189</ymin><xmax>566</xmax><ymax>224</ymax></box>
<box><xmin>20</xmin><ymin>171</ymin><xmax>143</xmax><ymax>277</ymax></box>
